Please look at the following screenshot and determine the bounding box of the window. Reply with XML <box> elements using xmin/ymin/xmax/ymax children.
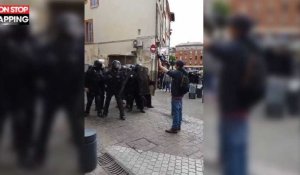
<box><xmin>195</xmin><ymin>56</ymin><xmax>198</xmax><ymax>60</ymax></box>
<box><xmin>90</xmin><ymin>0</ymin><xmax>99</xmax><ymax>8</ymax></box>
<box><xmin>85</xmin><ymin>19</ymin><xmax>93</xmax><ymax>43</ymax></box>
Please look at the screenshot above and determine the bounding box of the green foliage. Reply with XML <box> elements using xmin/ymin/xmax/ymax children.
<box><xmin>169</xmin><ymin>55</ymin><xmax>176</xmax><ymax>66</ymax></box>
<box><xmin>169</xmin><ymin>55</ymin><xmax>176</xmax><ymax>62</ymax></box>
<box><xmin>213</xmin><ymin>0</ymin><xmax>230</xmax><ymax>17</ymax></box>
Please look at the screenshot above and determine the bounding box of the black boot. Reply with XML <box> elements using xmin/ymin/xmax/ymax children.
<box><xmin>97</xmin><ymin>110</ymin><xmax>103</xmax><ymax>118</ymax></box>
<box><xmin>165</xmin><ymin>128</ymin><xmax>178</xmax><ymax>134</ymax></box>
<box><xmin>102</xmin><ymin>109</ymin><xmax>108</xmax><ymax>117</ymax></box>
<box><xmin>120</xmin><ymin>114</ymin><xmax>125</xmax><ymax>120</ymax></box>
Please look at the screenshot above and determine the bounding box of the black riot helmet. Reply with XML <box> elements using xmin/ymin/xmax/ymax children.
<box><xmin>134</xmin><ymin>64</ymin><xmax>142</xmax><ymax>72</ymax></box>
<box><xmin>111</xmin><ymin>60</ymin><xmax>121</xmax><ymax>70</ymax></box>
<box><xmin>129</xmin><ymin>64</ymin><xmax>135</xmax><ymax>71</ymax></box>
<box><xmin>129</xmin><ymin>64</ymin><xmax>135</xmax><ymax>69</ymax></box>
<box><xmin>121</xmin><ymin>65</ymin><xmax>127</xmax><ymax>70</ymax></box>
<box><xmin>94</xmin><ymin>59</ymin><xmax>103</xmax><ymax>70</ymax></box>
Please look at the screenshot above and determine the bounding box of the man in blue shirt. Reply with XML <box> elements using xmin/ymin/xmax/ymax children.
<box><xmin>158</xmin><ymin>60</ymin><xmax>188</xmax><ymax>133</ymax></box>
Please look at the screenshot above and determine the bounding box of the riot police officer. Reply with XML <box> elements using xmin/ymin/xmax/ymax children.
<box><xmin>85</xmin><ymin>60</ymin><xmax>105</xmax><ymax>117</ymax></box>
<box><xmin>121</xmin><ymin>65</ymin><xmax>129</xmax><ymax>78</ymax></box>
<box><xmin>123</xmin><ymin>65</ymin><xmax>145</xmax><ymax>113</ymax></box>
<box><xmin>134</xmin><ymin>64</ymin><xmax>152</xmax><ymax>108</ymax></box>
<box><xmin>33</xmin><ymin>11</ymin><xmax>83</xmax><ymax>168</ymax></box>
<box><xmin>1</xmin><ymin>25</ymin><xmax>37</xmax><ymax>167</ymax></box>
<box><xmin>103</xmin><ymin>60</ymin><xmax>125</xmax><ymax>120</ymax></box>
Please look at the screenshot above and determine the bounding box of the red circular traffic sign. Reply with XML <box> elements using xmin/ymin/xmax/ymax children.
<box><xmin>150</xmin><ymin>44</ymin><xmax>156</xmax><ymax>53</ymax></box>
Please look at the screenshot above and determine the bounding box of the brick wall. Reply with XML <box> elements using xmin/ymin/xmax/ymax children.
<box><xmin>175</xmin><ymin>46</ymin><xmax>203</xmax><ymax>67</ymax></box>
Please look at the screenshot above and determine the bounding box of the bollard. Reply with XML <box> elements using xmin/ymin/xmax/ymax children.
<box><xmin>287</xmin><ymin>90</ymin><xmax>300</xmax><ymax>116</ymax></box>
<box><xmin>189</xmin><ymin>83</ymin><xmax>197</xmax><ymax>99</ymax></box>
<box><xmin>82</xmin><ymin>128</ymin><xmax>97</xmax><ymax>173</ymax></box>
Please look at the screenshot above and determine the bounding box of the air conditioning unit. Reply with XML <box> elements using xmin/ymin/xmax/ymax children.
<box><xmin>133</xmin><ymin>40</ymin><xmax>143</xmax><ymax>48</ymax></box>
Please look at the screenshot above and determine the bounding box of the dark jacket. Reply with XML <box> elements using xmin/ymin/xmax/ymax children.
<box><xmin>136</xmin><ymin>66</ymin><xmax>150</xmax><ymax>95</ymax></box>
<box><xmin>104</xmin><ymin>69</ymin><xmax>125</xmax><ymax>94</ymax></box>
<box><xmin>123</xmin><ymin>71</ymin><xmax>139</xmax><ymax>95</ymax></box>
<box><xmin>208</xmin><ymin>37</ymin><xmax>262</xmax><ymax>114</ymax></box>
<box><xmin>167</xmin><ymin>68</ymin><xmax>188</xmax><ymax>98</ymax></box>
<box><xmin>84</xmin><ymin>67</ymin><xmax>105</xmax><ymax>93</ymax></box>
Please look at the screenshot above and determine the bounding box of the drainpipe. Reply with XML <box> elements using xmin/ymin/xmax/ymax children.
<box><xmin>153</xmin><ymin>2</ymin><xmax>158</xmax><ymax>87</ymax></box>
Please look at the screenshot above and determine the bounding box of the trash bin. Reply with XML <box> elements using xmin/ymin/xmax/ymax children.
<box><xmin>196</xmin><ymin>84</ymin><xmax>203</xmax><ymax>98</ymax></box>
<box><xmin>287</xmin><ymin>79</ymin><xmax>300</xmax><ymax>116</ymax></box>
<box><xmin>287</xmin><ymin>90</ymin><xmax>300</xmax><ymax>116</ymax></box>
<box><xmin>189</xmin><ymin>83</ymin><xmax>197</xmax><ymax>99</ymax></box>
<box><xmin>82</xmin><ymin>128</ymin><xmax>97</xmax><ymax>173</ymax></box>
<box><xmin>265</xmin><ymin>77</ymin><xmax>286</xmax><ymax>118</ymax></box>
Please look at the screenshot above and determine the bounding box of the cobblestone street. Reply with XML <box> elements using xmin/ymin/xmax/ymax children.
<box><xmin>85</xmin><ymin>90</ymin><xmax>203</xmax><ymax>174</ymax></box>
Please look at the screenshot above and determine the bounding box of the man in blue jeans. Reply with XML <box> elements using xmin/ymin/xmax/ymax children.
<box><xmin>206</xmin><ymin>15</ymin><xmax>266</xmax><ymax>175</ymax></box>
<box><xmin>158</xmin><ymin>60</ymin><xmax>188</xmax><ymax>133</ymax></box>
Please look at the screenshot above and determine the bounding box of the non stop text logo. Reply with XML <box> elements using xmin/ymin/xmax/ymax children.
<box><xmin>0</xmin><ymin>5</ymin><xmax>30</xmax><ymax>25</ymax></box>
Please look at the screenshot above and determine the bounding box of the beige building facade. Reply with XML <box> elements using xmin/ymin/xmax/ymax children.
<box><xmin>84</xmin><ymin>0</ymin><xmax>174</xmax><ymax>78</ymax></box>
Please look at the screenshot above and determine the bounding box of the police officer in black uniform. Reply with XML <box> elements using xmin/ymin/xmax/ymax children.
<box><xmin>123</xmin><ymin>65</ymin><xmax>145</xmax><ymax>113</ymax></box>
<box><xmin>134</xmin><ymin>64</ymin><xmax>153</xmax><ymax>108</ymax></box>
<box><xmin>103</xmin><ymin>60</ymin><xmax>125</xmax><ymax>120</ymax></box>
<box><xmin>85</xmin><ymin>60</ymin><xmax>105</xmax><ymax>117</ymax></box>
<box><xmin>0</xmin><ymin>25</ymin><xmax>39</xmax><ymax>167</ymax></box>
<box><xmin>33</xmin><ymin>12</ymin><xmax>83</xmax><ymax>167</ymax></box>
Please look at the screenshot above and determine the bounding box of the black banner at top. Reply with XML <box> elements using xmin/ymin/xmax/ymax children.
<box><xmin>0</xmin><ymin>14</ymin><xmax>29</xmax><ymax>25</ymax></box>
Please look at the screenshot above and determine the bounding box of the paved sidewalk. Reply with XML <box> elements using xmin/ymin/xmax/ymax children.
<box><xmin>107</xmin><ymin>146</ymin><xmax>203</xmax><ymax>175</ymax></box>
<box><xmin>85</xmin><ymin>104</ymin><xmax>203</xmax><ymax>159</ymax></box>
<box><xmin>86</xmin><ymin>164</ymin><xmax>108</xmax><ymax>175</ymax></box>
<box><xmin>85</xmin><ymin>91</ymin><xmax>204</xmax><ymax>174</ymax></box>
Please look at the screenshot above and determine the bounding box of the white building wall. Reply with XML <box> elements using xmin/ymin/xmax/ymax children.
<box><xmin>85</xmin><ymin>0</ymin><xmax>172</xmax><ymax>78</ymax></box>
<box><xmin>85</xmin><ymin>0</ymin><xmax>157</xmax><ymax>43</ymax></box>
<box><xmin>85</xmin><ymin>0</ymin><xmax>159</xmax><ymax>67</ymax></box>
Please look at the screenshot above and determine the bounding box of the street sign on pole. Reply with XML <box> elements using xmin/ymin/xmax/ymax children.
<box><xmin>151</xmin><ymin>53</ymin><xmax>155</xmax><ymax>60</ymax></box>
<box><xmin>159</xmin><ymin>47</ymin><xmax>169</xmax><ymax>56</ymax></box>
<box><xmin>150</xmin><ymin>44</ymin><xmax>156</xmax><ymax>53</ymax></box>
